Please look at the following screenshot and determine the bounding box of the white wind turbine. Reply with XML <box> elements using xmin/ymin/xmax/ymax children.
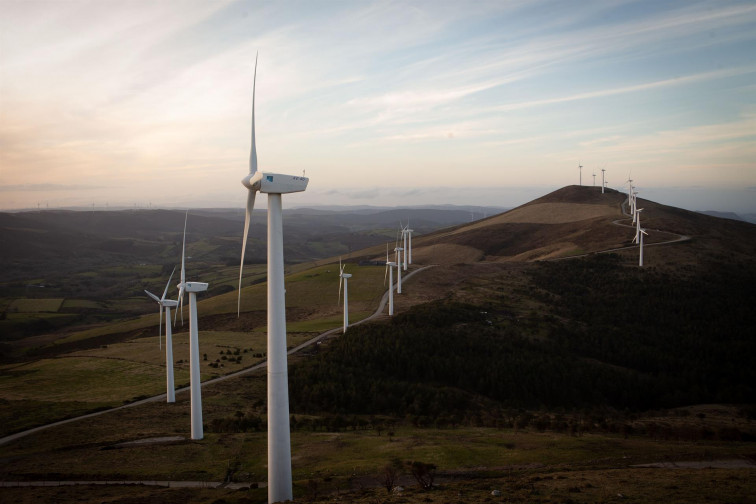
<box><xmin>638</xmin><ymin>227</ymin><xmax>648</xmax><ymax>267</ymax></box>
<box><xmin>175</xmin><ymin>211</ymin><xmax>208</xmax><ymax>440</ymax></box>
<box><xmin>601</xmin><ymin>168</ymin><xmax>606</xmax><ymax>194</ymax></box>
<box><xmin>394</xmin><ymin>245</ymin><xmax>403</xmax><ymax>294</ymax></box>
<box><xmin>592</xmin><ymin>170</ymin><xmax>596</xmax><ymax>186</ymax></box>
<box><xmin>406</xmin><ymin>222</ymin><xmax>414</xmax><ymax>265</ymax></box>
<box><xmin>578</xmin><ymin>161</ymin><xmax>583</xmax><ymax>186</ymax></box>
<box><xmin>384</xmin><ymin>245</ymin><xmax>396</xmax><ymax>316</ymax></box>
<box><xmin>401</xmin><ymin>223</ymin><xmax>409</xmax><ymax>271</ymax></box>
<box><xmin>237</xmin><ymin>54</ymin><xmax>308</xmax><ymax>504</ymax></box>
<box><xmin>337</xmin><ymin>259</ymin><xmax>352</xmax><ymax>333</ymax></box>
<box><xmin>632</xmin><ymin>208</ymin><xmax>644</xmax><ymax>244</ymax></box>
<box><xmin>144</xmin><ymin>266</ymin><xmax>178</xmax><ymax>403</ymax></box>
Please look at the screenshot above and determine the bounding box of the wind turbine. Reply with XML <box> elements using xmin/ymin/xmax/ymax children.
<box><xmin>384</xmin><ymin>245</ymin><xmax>396</xmax><ymax>316</ymax></box>
<box><xmin>601</xmin><ymin>168</ymin><xmax>606</xmax><ymax>194</ymax></box>
<box><xmin>144</xmin><ymin>267</ymin><xmax>178</xmax><ymax>403</ymax></box>
<box><xmin>237</xmin><ymin>54</ymin><xmax>308</xmax><ymax>504</ymax></box>
<box><xmin>401</xmin><ymin>223</ymin><xmax>409</xmax><ymax>271</ymax></box>
<box><xmin>638</xmin><ymin>227</ymin><xmax>648</xmax><ymax>267</ymax></box>
<box><xmin>592</xmin><ymin>170</ymin><xmax>596</xmax><ymax>186</ymax></box>
<box><xmin>394</xmin><ymin>246</ymin><xmax>403</xmax><ymax>294</ymax></box>
<box><xmin>337</xmin><ymin>259</ymin><xmax>352</xmax><ymax>333</ymax></box>
<box><xmin>632</xmin><ymin>208</ymin><xmax>643</xmax><ymax>244</ymax></box>
<box><xmin>405</xmin><ymin>223</ymin><xmax>414</xmax><ymax>265</ymax></box>
<box><xmin>578</xmin><ymin>161</ymin><xmax>583</xmax><ymax>186</ymax></box>
<box><xmin>175</xmin><ymin>211</ymin><xmax>208</xmax><ymax>440</ymax></box>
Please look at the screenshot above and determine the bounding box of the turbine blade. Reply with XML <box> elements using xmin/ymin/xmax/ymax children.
<box><xmin>249</xmin><ymin>52</ymin><xmax>258</xmax><ymax>175</ymax></box>
<box><xmin>161</xmin><ymin>266</ymin><xmax>176</xmax><ymax>302</ymax></box>
<box><xmin>174</xmin><ymin>284</ymin><xmax>184</xmax><ymax>325</ymax></box>
<box><xmin>180</xmin><ymin>211</ymin><xmax>188</xmax><ymax>286</ymax></box>
<box><xmin>145</xmin><ymin>290</ymin><xmax>160</xmax><ymax>303</ymax></box>
<box><xmin>338</xmin><ymin>276</ymin><xmax>343</xmax><ymax>306</ymax></box>
<box><xmin>159</xmin><ymin>306</ymin><xmax>163</xmax><ymax>350</ymax></box>
<box><xmin>384</xmin><ymin>263</ymin><xmax>389</xmax><ymax>286</ymax></box>
<box><xmin>238</xmin><ymin>190</ymin><xmax>256</xmax><ymax>317</ymax></box>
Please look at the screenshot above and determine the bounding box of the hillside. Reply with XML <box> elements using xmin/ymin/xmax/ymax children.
<box><xmin>286</xmin><ymin>185</ymin><xmax>756</xmax><ymax>419</ymax></box>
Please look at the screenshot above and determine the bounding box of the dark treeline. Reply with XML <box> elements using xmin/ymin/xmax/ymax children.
<box><xmin>528</xmin><ymin>254</ymin><xmax>756</xmax><ymax>406</ymax></box>
<box><xmin>288</xmin><ymin>255</ymin><xmax>756</xmax><ymax>424</ymax></box>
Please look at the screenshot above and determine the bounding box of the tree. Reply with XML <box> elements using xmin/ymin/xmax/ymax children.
<box><xmin>408</xmin><ymin>461</ymin><xmax>436</xmax><ymax>490</ymax></box>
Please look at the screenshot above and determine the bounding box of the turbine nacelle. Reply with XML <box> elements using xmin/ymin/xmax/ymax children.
<box><xmin>244</xmin><ymin>171</ymin><xmax>309</xmax><ymax>194</ymax></box>
<box><xmin>242</xmin><ymin>172</ymin><xmax>308</xmax><ymax>194</ymax></box>
<box><xmin>183</xmin><ymin>281</ymin><xmax>209</xmax><ymax>293</ymax></box>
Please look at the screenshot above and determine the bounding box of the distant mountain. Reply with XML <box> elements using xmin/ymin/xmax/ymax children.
<box><xmin>0</xmin><ymin>205</ymin><xmax>494</xmax><ymax>286</ymax></box>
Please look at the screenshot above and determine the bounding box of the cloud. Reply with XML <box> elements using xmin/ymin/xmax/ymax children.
<box><xmin>496</xmin><ymin>66</ymin><xmax>756</xmax><ymax>112</ymax></box>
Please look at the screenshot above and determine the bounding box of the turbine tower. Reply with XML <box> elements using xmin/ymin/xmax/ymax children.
<box><xmin>406</xmin><ymin>224</ymin><xmax>414</xmax><ymax>265</ymax></box>
<box><xmin>632</xmin><ymin>208</ymin><xmax>643</xmax><ymax>244</ymax></box>
<box><xmin>176</xmin><ymin>212</ymin><xmax>208</xmax><ymax>440</ymax></box>
<box><xmin>639</xmin><ymin>227</ymin><xmax>648</xmax><ymax>267</ymax></box>
<box><xmin>394</xmin><ymin>246</ymin><xmax>403</xmax><ymax>294</ymax></box>
<box><xmin>578</xmin><ymin>161</ymin><xmax>582</xmax><ymax>186</ymax></box>
<box><xmin>237</xmin><ymin>54</ymin><xmax>308</xmax><ymax>504</ymax></box>
<box><xmin>144</xmin><ymin>267</ymin><xmax>178</xmax><ymax>403</ymax></box>
<box><xmin>337</xmin><ymin>259</ymin><xmax>351</xmax><ymax>333</ymax></box>
<box><xmin>401</xmin><ymin>223</ymin><xmax>409</xmax><ymax>271</ymax></box>
<box><xmin>384</xmin><ymin>245</ymin><xmax>396</xmax><ymax>316</ymax></box>
<box><xmin>601</xmin><ymin>168</ymin><xmax>606</xmax><ymax>194</ymax></box>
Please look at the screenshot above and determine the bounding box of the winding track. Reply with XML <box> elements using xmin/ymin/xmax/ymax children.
<box><xmin>0</xmin><ymin>266</ymin><xmax>435</xmax><ymax>447</ymax></box>
<box><xmin>548</xmin><ymin>196</ymin><xmax>690</xmax><ymax>261</ymax></box>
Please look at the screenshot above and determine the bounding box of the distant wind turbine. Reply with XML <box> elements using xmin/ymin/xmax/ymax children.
<box><xmin>639</xmin><ymin>227</ymin><xmax>648</xmax><ymax>267</ymax></box>
<box><xmin>145</xmin><ymin>266</ymin><xmax>178</xmax><ymax>403</ymax></box>
<box><xmin>401</xmin><ymin>223</ymin><xmax>409</xmax><ymax>271</ymax></box>
<box><xmin>601</xmin><ymin>168</ymin><xmax>606</xmax><ymax>194</ymax></box>
<box><xmin>578</xmin><ymin>161</ymin><xmax>583</xmax><ymax>186</ymax></box>
<box><xmin>632</xmin><ymin>208</ymin><xmax>644</xmax><ymax>244</ymax></box>
<box><xmin>175</xmin><ymin>212</ymin><xmax>208</xmax><ymax>440</ymax></box>
<box><xmin>394</xmin><ymin>246</ymin><xmax>403</xmax><ymax>294</ymax></box>
<box><xmin>384</xmin><ymin>245</ymin><xmax>396</xmax><ymax>316</ymax></box>
<box><xmin>237</xmin><ymin>53</ymin><xmax>308</xmax><ymax>504</ymax></box>
<box><xmin>337</xmin><ymin>259</ymin><xmax>352</xmax><ymax>333</ymax></box>
<box><xmin>406</xmin><ymin>222</ymin><xmax>414</xmax><ymax>265</ymax></box>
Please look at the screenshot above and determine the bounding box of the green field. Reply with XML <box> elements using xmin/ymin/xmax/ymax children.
<box><xmin>7</xmin><ymin>298</ymin><xmax>65</xmax><ymax>313</ymax></box>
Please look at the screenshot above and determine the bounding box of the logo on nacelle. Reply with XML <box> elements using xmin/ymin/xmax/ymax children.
<box><xmin>266</xmin><ymin>175</ymin><xmax>274</xmax><ymax>182</ymax></box>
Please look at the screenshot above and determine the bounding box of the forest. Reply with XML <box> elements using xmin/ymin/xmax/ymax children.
<box><xmin>288</xmin><ymin>254</ymin><xmax>756</xmax><ymax>427</ymax></box>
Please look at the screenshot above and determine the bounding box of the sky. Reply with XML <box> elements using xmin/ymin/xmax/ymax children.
<box><xmin>1</xmin><ymin>0</ymin><xmax>755</xmax><ymax>213</ymax></box>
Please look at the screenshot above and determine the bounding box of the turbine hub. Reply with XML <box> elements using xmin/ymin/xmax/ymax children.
<box><xmin>242</xmin><ymin>171</ymin><xmax>263</xmax><ymax>191</ymax></box>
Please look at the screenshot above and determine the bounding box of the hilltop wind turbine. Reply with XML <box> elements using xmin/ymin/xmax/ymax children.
<box><xmin>237</xmin><ymin>54</ymin><xmax>308</xmax><ymax>504</ymax></box>
<box><xmin>401</xmin><ymin>223</ymin><xmax>409</xmax><ymax>271</ymax></box>
<box><xmin>337</xmin><ymin>259</ymin><xmax>352</xmax><ymax>333</ymax></box>
<box><xmin>144</xmin><ymin>267</ymin><xmax>178</xmax><ymax>403</ymax></box>
<box><xmin>601</xmin><ymin>168</ymin><xmax>606</xmax><ymax>194</ymax></box>
<box><xmin>592</xmin><ymin>170</ymin><xmax>596</xmax><ymax>186</ymax></box>
<box><xmin>406</xmin><ymin>223</ymin><xmax>414</xmax><ymax>265</ymax></box>
<box><xmin>632</xmin><ymin>208</ymin><xmax>644</xmax><ymax>244</ymax></box>
<box><xmin>175</xmin><ymin>212</ymin><xmax>208</xmax><ymax>440</ymax></box>
<box><xmin>578</xmin><ymin>161</ymin><xmax>583</xmax><ymax>186</ymax></box>
<box><xmin>384</xmin><ymin>245</ymin><xmax>396</xmax><ymax>316</ymax></box>
<box><xmin>638</xmin><ymin>227</ymin><xmax>648</xmax><ymax>267</ymax></box>
<box><xmin>394</xmin><ymin>246</ymin><xmax>403</xmax><ymax>294</ymax></box>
